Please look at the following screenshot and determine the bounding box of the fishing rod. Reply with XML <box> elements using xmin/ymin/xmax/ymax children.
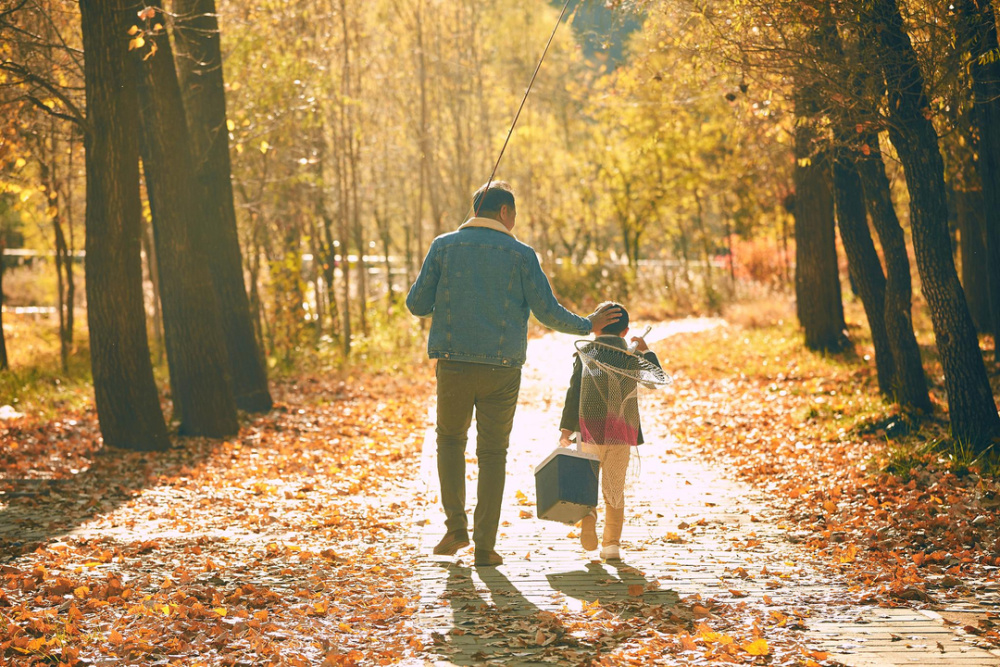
<box><xmin>474</xmin><ymin>0</ymin><xmax>575</xmax><ymax>218</ymax></box>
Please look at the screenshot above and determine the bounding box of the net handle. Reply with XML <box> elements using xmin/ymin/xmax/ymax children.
<box><xmin>627</xmin><ymin>325</ymin><xmax>653</xmax><ymax>354</ymax></box>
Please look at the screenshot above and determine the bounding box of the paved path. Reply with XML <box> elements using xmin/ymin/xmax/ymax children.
<box><xmin>412</xmin><ymin>319</ymin><xmax>1000</xmax><ymax>666</ymax></box>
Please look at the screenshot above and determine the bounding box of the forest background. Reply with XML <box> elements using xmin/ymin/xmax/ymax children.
<box><xmin>1</xmin><ymin>0</ymin><xmax>1000</xmax><ymax>452</ymax></box>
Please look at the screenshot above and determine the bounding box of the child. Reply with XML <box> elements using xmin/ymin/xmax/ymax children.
<box><xmin>558</xmin><ymin>301</ymin><xmax>662</xmax><ymax>560</ymax></box>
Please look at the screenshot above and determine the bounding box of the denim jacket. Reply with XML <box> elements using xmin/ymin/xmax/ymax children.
<box><xmin>406</xmin><ymin>217</ymin><xmax>592</xmax><ymax>368</ymax></box>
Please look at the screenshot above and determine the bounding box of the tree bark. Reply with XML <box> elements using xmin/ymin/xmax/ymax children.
<box><xmin>171</xmin><ymin>0</ymin><xmax>272</xmax><ymax>412</ymax></box>
<box><xmin>79</xmin><ymin>0</ymin><xmax>169</xmax><ymax>451</ymax></box>
<box><xmin>793</xmin><ymin>92</ymin><xmax>847</xmax><ymax>351</ymax></box>
<box><xmin>955</xmin><ymin>188</ymin><xmax>991</xmax><ymax>332</ymax></box>
<box><xmin>959</xmin><ymin>0</ymin><xmax>1000</xmax><ymax>364</ymax></box>
<box><xmin>140</xmin><ymin>211</ymin><xmax>165</xmax><ymax>362</ymax></box>
<box><xmin>0</xmin><ymin>237</ymin><xmax>8</xmax><ymax>371</ymax></box>
<box><xmin>53</xmin><ymin>214</ymin><xmax>70</xmax><ymax>372</ymax></box>
<box><xmin>864</xmin><ymin>0</ymin><xmax>1000</xmax><ymax>445</ymax></box>
<box><xmin>135</xmin><ymin>2</ymin><xmax>238</xmax><ymax>438</ymax></box>
<box><xmin>856</xmin><ymin>140</ymin><xmax>932</xmax><ymax>412</ymax></box>
<box><xmin>833</xmin><ymin>150</ymin><xmax>894</xmax><ymax>394</ymax></box>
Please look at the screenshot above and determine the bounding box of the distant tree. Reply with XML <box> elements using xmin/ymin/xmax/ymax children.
<box><xmin>0</xmin><ymin>0</ymin><xmax>84</xmax><ymax>373</ymax></box>
<box><xmin>0</xmin><ymin>197</ymin><xmax>12</xmax><ymax>371</ymax></box>
<box><xmin>860</xmin><ymin>0</ymin><xmax>1000</xmax><ymax>445</ymax></box>
<box><xmin>957</xmin><ymin>0</ymin><xmax>1000</xmax><ymax>365</ymax></box>
<box><xmin>856</xmin><ymin>138</ymin><xmax>931</xmax><ymax>412</ymax></box>
<box><xmin>793</xmin><ymin>81</ymin><xmax>847</xmax><ymax>352</ymax></box>
<box><xmin>171</xmin><ymin>0</ymin><xmax>272</xmax><ymax>412</ymax></box>
<box><xmin>134</xmin><ymin>2</ymin><xmax>238</xmax><ymax>438</ymax></box>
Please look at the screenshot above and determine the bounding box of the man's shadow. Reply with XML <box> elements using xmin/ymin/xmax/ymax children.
<box><xmin>429</xmin><ymin>562</ymin><xmax>617</xmax><ymax>665</ymax></box>
<box><xmin>547</xmin><ymin>560</ymin><xmax>680</xmax><ymax>617</ymax></box>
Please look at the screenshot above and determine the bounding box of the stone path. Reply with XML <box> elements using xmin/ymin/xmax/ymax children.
<box><xmin>412</xmin><ymin>319</ymin><xmax>1000</xmax><ymax>666</ymax></box>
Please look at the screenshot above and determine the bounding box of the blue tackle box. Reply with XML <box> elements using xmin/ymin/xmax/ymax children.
<box><xmin>534</xmin><ymin>446</ymin><xmax>600</xmax><ymax>524</ymax></box>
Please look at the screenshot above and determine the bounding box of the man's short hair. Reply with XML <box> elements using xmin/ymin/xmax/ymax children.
<box><xmin>596</xmin><ymin>301</ymin><xmax>629</xmax><ymax>335</ymax></box>
<box><xmin>472</xmin><ymin>181</ymin><xmax>515</xmax><ymax>218</ymax></box>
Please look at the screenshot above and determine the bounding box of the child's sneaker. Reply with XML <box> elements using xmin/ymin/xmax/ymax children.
<box><xmin>600</xmin><ymin>545</ymin><xmax>621</xmax><ymax>561</ymax></box>
<box><xmin>580</xmin><ymin>515</ymin><xmax>598</xmax><ymax>551</ymax></box>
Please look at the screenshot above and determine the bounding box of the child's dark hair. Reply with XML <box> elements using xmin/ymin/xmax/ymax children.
<box><xmin>596</xmin><ymin>301</ymin><xmax>629</xmax><ymax>335</ymax></box>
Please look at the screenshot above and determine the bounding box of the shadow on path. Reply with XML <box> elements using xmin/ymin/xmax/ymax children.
<box><xmin>428</xmin><ymin>562</ymin><xmax>637</xmax><ymax>665</ymax></box>
<box><xmin>547</xmin><ymin>560</ymin><xmax>680</xmax><ymax>613</ymax></box>
<box><xmin>0</xmin><ymin>433</ymin><xmax>225</xmax><ymax>560</ymax></box>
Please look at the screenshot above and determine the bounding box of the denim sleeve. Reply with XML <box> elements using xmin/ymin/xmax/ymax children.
<box><xmin>522</xmin><ymin>251</ymin><xmax>592</xmax><ymax>334</ymax></box>
<box><xmin>406</xmin><ymin>241</ymin><xmax>440</xmax><ymax>318</ymax></box>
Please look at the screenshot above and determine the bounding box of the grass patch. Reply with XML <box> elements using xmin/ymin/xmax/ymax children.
<box><xmin>660</xmin><ymin>295</ymin><xmax>991</xmax><ymax>479</ymax></box>
<box><xmin>0</xmin><ymin>313</ymin><xmax>94</xmax><ymax>419</ymax></box>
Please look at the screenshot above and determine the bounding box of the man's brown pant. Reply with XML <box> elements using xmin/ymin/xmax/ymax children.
<box><xmin>436</xmin><ymin>360</ymin><xmax>521</xmax><ymax>553</ymax></box>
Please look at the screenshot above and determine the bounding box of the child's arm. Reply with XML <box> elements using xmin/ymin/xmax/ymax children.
<box><xmin>630</xmin><ymin>330</ymin><xmax>663</xmax><ymax>369</ymax></box>
<box><xmin>558</xmin><ymin>354</ymin><xmax>583</xmax><ymax>443</ymax></box>
<box><xmin>642</xmin><ymin>349</ymin><xmax>663</xmax><ymax>369</ymax></box>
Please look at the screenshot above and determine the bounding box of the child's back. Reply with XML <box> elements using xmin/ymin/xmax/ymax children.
<box><xmin>557</xmin><ymin>302</ymin><xmax>665</xmax><ymax>561</ymax></box>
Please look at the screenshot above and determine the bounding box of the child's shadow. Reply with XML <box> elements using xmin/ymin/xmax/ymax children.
<box><xmin>431</xmin><ymin>562</ymin><xmax>619</xmax><ymax>664</ymax></box>
<box><xmin>547</xmin><ymin>560</ymin><xmax>679</xmax><ymax>612</ymax></box>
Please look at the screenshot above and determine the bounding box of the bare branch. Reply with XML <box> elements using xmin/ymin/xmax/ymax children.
<box><xmin>0</xmin><ymin>0</ymin><xmax>29</xmax><ymax>21</ymax></box>
<box><xmin>0</xmin><ymin>60</ymin><xmax>87</xmax><ymax>131</ymax></box>
<box><xmin>18</xmin><ymin>94</ymin><xmax>80</xmax><ymax>126</ymax></box>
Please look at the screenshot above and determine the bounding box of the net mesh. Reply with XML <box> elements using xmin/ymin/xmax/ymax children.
<box><xmin>575</xmin><ymin>339</ymin><xmax>671</xmax><ymax>508</ymax></box>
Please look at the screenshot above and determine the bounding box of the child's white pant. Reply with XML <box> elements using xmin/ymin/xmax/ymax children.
<box><xmin>582</xmin><ymin>443</ymin><xmax>630</xmax><ymax>546</ymax></box>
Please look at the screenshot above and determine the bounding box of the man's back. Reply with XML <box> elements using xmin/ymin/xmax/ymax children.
<box><xmin>406</xmin><ymin>221</ymin><xmax>590</xmax><ymax>368</ymax></box>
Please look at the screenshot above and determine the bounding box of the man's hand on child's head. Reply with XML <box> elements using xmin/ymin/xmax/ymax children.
<box><xmin>630</xmin><ymin>336</ymin><xmax>649</xmax><ymax>353</ymax></box>
<box><xmin>588</xmin><ymin>306</ymin><xmax>622</xmax><ymax>333</ymax></box>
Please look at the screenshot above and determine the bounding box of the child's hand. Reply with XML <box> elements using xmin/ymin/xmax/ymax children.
<box><xmin>630</xmin><ymin>335</ymin><xmax>649</xmax><ymax>352</ymax></box>
<box><xmin>559</xmin><ymin>429</ymin><xmax>574</xmax><ymax>447</ymax></box>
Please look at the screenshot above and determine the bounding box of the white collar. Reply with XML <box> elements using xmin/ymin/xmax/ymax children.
<box><xmin>458</xmin><ymin>217</ymin><xmax>515</xmax><ymax>238</ymax></box>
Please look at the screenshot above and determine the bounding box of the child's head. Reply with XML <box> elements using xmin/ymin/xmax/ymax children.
<box><xmin>594</xmin><ymin>301</ymin><xmax>629</xmax><ymax>337</ymax></box>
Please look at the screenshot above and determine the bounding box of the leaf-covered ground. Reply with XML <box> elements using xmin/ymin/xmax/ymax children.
<box><xmin>1</xmin><ymin>371</ymin><xmax>434</xmax><ymax>666</ymax></box>
<box><xmin>659</xmin><ymin>320</ymin><xmax>1000</xmax><ymax>646</ymax></box>
<box><xmin>4</xmin><ymin>313</ymin><xmax>1000</xmax><ymax>666</ymax></box>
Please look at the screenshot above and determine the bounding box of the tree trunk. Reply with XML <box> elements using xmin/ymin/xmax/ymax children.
<box><xmin>79</xmin><ymin>0</ymin><xmax>169</xmax><ymax>451</ymax></box>
<box><xmin>833</xmin><ymin>151</ymin><xmax>894</xmax><ymax>394</ymax></box>
<box><xmin>135</xmin><ymin>2</ymin><xmax>238</xmax><ymax>438</ymax></box>
<box><xmin>856</xmin><ymin>140</ymin><xmax>932</xmax><ymax>412</ymax></box>
<box><xmin>793</xmin><ymin>96</ymin><xmax>847</xmax><ymax>351</ymax></box>
<box><xmin>0</xmin><ymin>238</ymin><xmax>8</xmax><ymax>371</ymax></box>
<box><xmin>140</xmin><ymin>213</ymin><xmax>165</xmax><ymax>363</ymax></box>
<box><xmin>53</xmin><ymin>215</ymin><xmax>70</xmax><ymax>372</ymax></box>
<box><xmin>171</xmin><ymin>0</ymin><xmax>272</xmax><ymax>412</ymax></box>
<box><xmin>64</xmin><ymin>134</ymin><xmax>78</xmax><ymax>366</ymax></box>
<box><xmin>39</xmin><ymin>144</ymin><xmax>73</xmax><ymax>373</ymax></box>
<box><xmin>955</xmin><ymin>188</ymin><xmax>991</xmax><ymax>332</ymax></box>
<box><xmin>865</xmin><ymin>0</ymin><xmax>1000</xmax><ymax>445</ymax></box>
<box><xmin>960</xmin><ymin>0</ymin><xmax>1000</xmax><ymax>365</ymax></box>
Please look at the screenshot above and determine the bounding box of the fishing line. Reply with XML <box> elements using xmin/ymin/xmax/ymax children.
<box><xmin>474</xmin><ymin>0</ymin><xmax>575</xmax><ymax>217</ymax></box>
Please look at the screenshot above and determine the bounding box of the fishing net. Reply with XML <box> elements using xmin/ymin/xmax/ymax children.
<box><xmin>575</xmin><ymin>339</ymin><xmax>672</xmax><ymax>508</ymax></box>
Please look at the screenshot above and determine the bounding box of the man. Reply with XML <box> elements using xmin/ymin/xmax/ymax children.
<box><xmin>406</xmin><ymin>181</ymin><xmax>620</xmax><ymax>567</ymax></box>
